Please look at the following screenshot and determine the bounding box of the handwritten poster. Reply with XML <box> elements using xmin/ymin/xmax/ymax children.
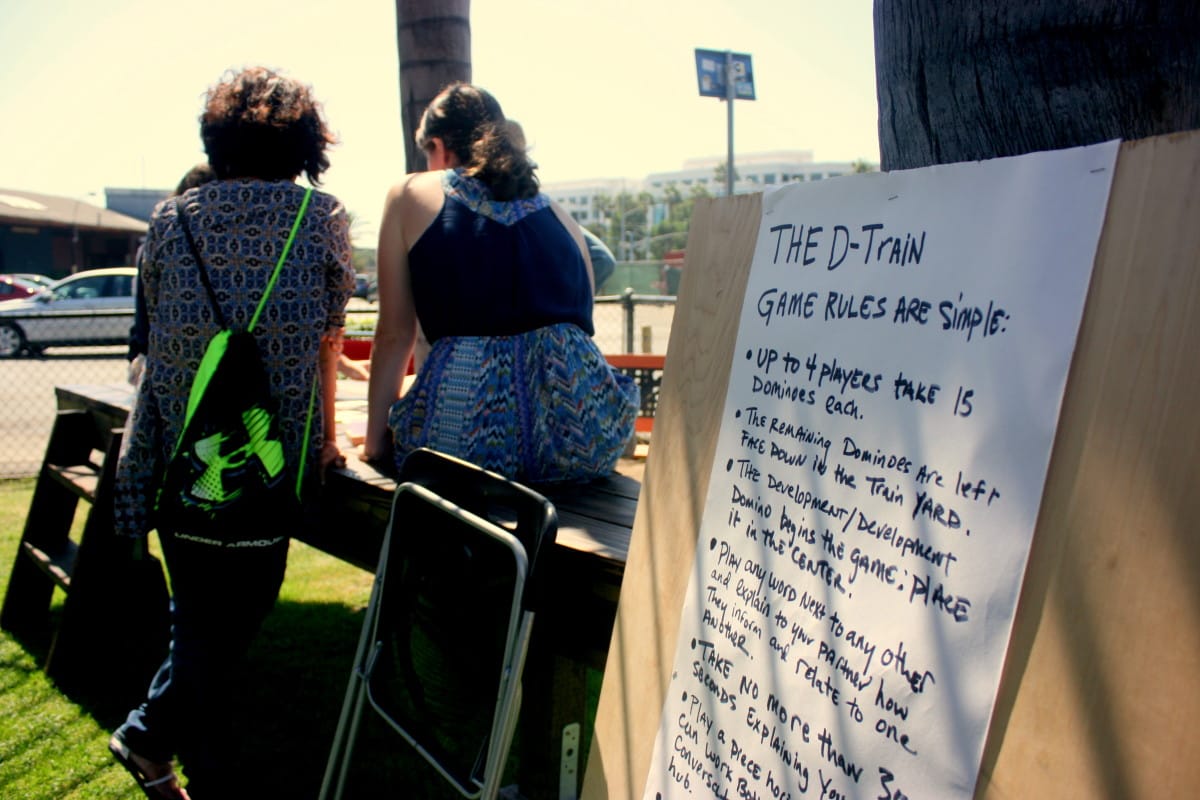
<box><xmin>643</xmin><ymin>142</ymin><xmax>1118</xmax><ymax>800</ymax></box>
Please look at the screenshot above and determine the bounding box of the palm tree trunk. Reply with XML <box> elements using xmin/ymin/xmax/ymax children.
<box><xmin>874</xmin><ymin>0</ymin><xmax>1200</xmax><ymax>170</ymax></box>
<box><xmin>395</xmin><ymin>0</ymin><xmax>472</xmax><ymax>173</ymax></box>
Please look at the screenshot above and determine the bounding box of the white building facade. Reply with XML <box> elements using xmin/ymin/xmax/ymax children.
<box><xmin>645</xmin><ymin>150</ymin><xmax>853</xmax><ymax>195</ymax></box>
<box><xmin>541</xmin><ymin>177</ymin><xmax>628</xmax><ymax>226</ymax></box>
<box><xmin>543</xmin><ymin>150</ymin><xmax>857</xmax><ymax>231</ymax></box>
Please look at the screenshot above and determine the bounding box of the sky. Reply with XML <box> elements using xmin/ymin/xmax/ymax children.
<box><xmin>0</xmin><ymin>0</ymin><xmax>879</xmax><ymax>244</ymax></box>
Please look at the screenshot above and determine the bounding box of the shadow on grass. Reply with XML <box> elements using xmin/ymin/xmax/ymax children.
<box><xmin>8</xmin><ymin>598</ymin><xmax>471</xmax><ymax>798</ymax></box>
<box><xmin>242</xmin><ymin>598</ymin><xmax>481</xmax><ymax>798</ymax></box>
<box><xmin>2</xmin><ymin>603</ymin><xmax>152</xmax><ymax>730</ymax></box>
<box><xmin>0</xmin><ymin>481</ymin><xmax>521</xmax><ymax>798</ymax></box>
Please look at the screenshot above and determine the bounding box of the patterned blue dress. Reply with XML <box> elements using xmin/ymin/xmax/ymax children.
<box><xmin>389</xmin><ymin>170</ymin><xmax>638</xmax><ymax>482</ymax></box>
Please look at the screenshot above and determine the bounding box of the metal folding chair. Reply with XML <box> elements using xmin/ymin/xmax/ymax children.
<box><xmin>321</xmin><ymin>448</ymin><xmax>558</xmax><ymax>800</ymax></box>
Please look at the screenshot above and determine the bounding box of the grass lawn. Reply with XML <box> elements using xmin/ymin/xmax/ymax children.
<box><xmin>0</xmin><ymin>478</ymin><xmax>510</xmax><ymax>798</ymax></box>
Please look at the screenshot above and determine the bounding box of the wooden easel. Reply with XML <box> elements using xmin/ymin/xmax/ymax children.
<box><xmin>583</xmin><ymin>131</ymin><xmax>1200</xmax><ymax>799</ymax></box>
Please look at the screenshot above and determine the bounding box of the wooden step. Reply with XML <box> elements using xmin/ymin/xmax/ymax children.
<box><xmin>45</xmin><ymin>463</ymin><xmax>102</xmax><ymax>502</ymax></box>
<box><xmin>21</xmin><ymin>540</ymin><xmax>78</xmax><ymax>591</ymax></box>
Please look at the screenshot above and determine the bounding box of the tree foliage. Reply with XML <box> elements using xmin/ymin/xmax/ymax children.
<box><xmin>588</xmin><ymin>183</ymin><xmax>704</xmax><ymax>261</ymax></box>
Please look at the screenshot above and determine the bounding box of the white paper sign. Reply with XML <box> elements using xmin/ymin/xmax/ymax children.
<box><xmin>643</xmin><ymin>142</ymin><xmax>1118</xmax><ymax>800</ymax></box>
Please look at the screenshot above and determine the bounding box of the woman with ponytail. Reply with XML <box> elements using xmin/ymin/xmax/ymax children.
<box><xmin>364</xmin><ymin>82</ymin><xmax>637</xmax><ymax>482</ymax></box>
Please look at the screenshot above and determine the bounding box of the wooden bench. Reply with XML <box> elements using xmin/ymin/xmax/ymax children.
<box><xmin>24</xmin><ymin>383</ymin><xmax>639</xmax><ymax>800</ymax></box>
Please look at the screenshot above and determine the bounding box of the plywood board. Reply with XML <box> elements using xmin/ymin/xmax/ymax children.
<box><xmin>583</xmin><ymin>191</ymin><xmax>763</xmax><ymax>800</ymax></box>
<box><xmin>584</xmin><ymin>131</ymin><xmax>1200</xmax><ymax>799</ymax></box>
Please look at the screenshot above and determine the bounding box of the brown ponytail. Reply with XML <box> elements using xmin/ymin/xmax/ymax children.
<box><xmin>416</xmin><ymin>83</ymin><xmax>540</xmax><ymax>201</ymax></box>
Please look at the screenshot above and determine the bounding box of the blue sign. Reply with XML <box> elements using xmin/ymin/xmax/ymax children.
<box><xmin>694</xmin><ymin>49</ymin><xmax>756</xmax><ymax>100</ymax></box>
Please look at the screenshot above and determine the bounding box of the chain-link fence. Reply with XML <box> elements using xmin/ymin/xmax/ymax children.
<box><xmin>0</xmin><ymin>278</ymin><xmax>677</xmax><ymax>479</ymax></box>
<box><xmin>593</xmin><ymin>291</ymin><xmax>676</xmax><ymax>354</ymax></box>
<box><xmin>0</xmin><ymin>309</ymin><xmax>133</xmax><ymax>478</ymax></box>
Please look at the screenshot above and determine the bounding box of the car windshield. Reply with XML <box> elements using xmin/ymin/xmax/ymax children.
<box><xmin>53</xmin><ymin>281</ymin><xmax>100</xmax><ymax>301</ymax></box>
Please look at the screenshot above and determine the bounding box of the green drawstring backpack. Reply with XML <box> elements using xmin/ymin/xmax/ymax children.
<box><xmin>153</xmin><ymin>188</ymin><xmax>318</xmax><ymax>544</ymax></box>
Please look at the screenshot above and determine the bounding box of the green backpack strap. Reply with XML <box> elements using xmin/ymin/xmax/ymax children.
<box><xmin>296</xmin><ymin>376</ymin><xmax>319</xmax><ymax>500</ymax></box>
<box><xmin>249</xmin><ymin>187</ymin><xmax>314</xmax><ymax>334</ymax></box>
<box><xmin>246</xmin><ymin>187</ymin><xmax>318</xmax><ymax>501</ymax></box>
<box><xmin>259</xmin><ymin>187</ymin><xmax>321</xmax><ymax>501</ymax></box>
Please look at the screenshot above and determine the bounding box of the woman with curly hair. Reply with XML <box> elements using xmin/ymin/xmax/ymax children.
<box><xmin>109</xmin><ymin>66</ymin><xmax>355</xmax><ymax>799</ymax></box>
<box><xmin>364</xmin><ymin>82</ymin><xmax>638</xmax><ymax>482</ymax></box>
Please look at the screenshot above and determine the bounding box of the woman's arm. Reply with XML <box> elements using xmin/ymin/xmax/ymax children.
<box><xmin>318</xmin><ymin>328</ymin><xmax>346</xmax><ymax>474</ymax></box>
<box><xmin>363</xmin><ymin>177</ymin><xmax>422</xmax><ymax>462</ymax></box>
<box><xmin>551</xmin><ymin>200</ymin><xmax>596</xmax><ymax>292</ymax></box>
<box><xmin>582</xmin><ymin>228</ymin><xmax>616</xmax><ymax>293</ymax></box>
<box><xmin>319</xmin><ymin>199</ymin><xmax>356</xmax><ymax>475</ymax></box>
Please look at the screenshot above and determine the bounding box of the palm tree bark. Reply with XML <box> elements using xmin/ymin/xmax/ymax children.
<box><xmin>395</xmin><ymin>0</ymin><xmax>472</xmax><ymax>173</ymax></box>
<box><xmin>874</xmin><ymin>0</ymin><xmax>1200</xmax><ymax>170</ymax></box>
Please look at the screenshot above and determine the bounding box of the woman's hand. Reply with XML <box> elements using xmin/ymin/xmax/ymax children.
<box><xmin>319</xmin><ymin>439</ymin><xmax>346</xmax><ymax>481</ymax></box>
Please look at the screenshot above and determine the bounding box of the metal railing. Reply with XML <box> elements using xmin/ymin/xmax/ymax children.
<box><xmin>594</xmin><ymin>289</ymin><xmax>677</xmax><ymax>354</ymax></box>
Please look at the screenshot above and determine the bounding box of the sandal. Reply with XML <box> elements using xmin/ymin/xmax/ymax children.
<box><xmin>109</xmin><ymin>733</ymin><xmax>191</xmax><ymax>799</ymax></box>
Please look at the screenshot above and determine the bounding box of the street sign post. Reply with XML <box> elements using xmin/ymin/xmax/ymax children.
<box><xmin>694</xmin><ymin>49</ymin><xmax>756</xmax><ymax>196</ymax></box>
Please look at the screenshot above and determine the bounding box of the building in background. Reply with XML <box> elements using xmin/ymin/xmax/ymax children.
<box><xmin>544</xmin><ymin>150</ymin><xmax>855</xmax><ymax>209</ymax></box>
<box><xmin>645</xmin><ymin>150</ymin><xmax>852</xmax><ymax>194</ymax></box>
<box><xmin>3</xmin><ymin>149</ymin><xmax>854</xmax><ymax>279</ymax></box>
<box><xmin>542</xmin><ymin>150</ymin><xmax>856</xmax><ymax>259</ymax></box>
<box><xmin>542</xmin><ymin>177</ymin><xmax>628</xmax><ymax>226</ymax></box>
<box><xmin>0</xmin><ymin>189</ymin><xmax>146</xmax><ymax>279</ymax></box>
<box><xmin>105</xmin><ymin>187</ymin><xmax>171</xmax><ymax>223</ymax></box>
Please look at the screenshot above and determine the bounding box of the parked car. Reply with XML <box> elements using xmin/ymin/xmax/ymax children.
<box><xmin>0</xmin><ymin>275</ymin><xmax>40</xmax><ymax>303</ymax></box>
<box><xmin>0</xmin><ymin>267</ymin><xmax>136</xmax><ymax>357</ymax></box>
<box><xmin>353</xmin><ymin>273</ymin><xmax>377</xmax><ymax>303</ymax></box>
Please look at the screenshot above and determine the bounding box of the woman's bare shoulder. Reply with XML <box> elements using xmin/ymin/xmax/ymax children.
<box><xmin>381</xmin><ymin>171</ymin><xmax>445</xmax><ymax>248</ymax></box>
<box><xmin>385</xmin><ymin>170</ymin><xmax>442</xmax><ymax>201</ymax></box>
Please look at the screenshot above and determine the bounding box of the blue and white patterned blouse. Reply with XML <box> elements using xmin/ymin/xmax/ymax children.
<box><xmin>114</xmin><ymin>179</ymin><xmax>355</xmax><ymax>538</ymax></box>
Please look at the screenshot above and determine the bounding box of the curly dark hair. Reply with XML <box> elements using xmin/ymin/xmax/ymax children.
<box><xmin>173</xmin><ymin>162</ymin><xmax>216</xmax><ymax>195</ymax></box>
<box><xmin>200</xmin><ymin>66</ymin><xmax>336</xmax><ymax>184</ymax></box>
<box><xmin>416</xmin><ymin>82</ymin><xmax>538</xmax><ymax>201</ymax></box>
